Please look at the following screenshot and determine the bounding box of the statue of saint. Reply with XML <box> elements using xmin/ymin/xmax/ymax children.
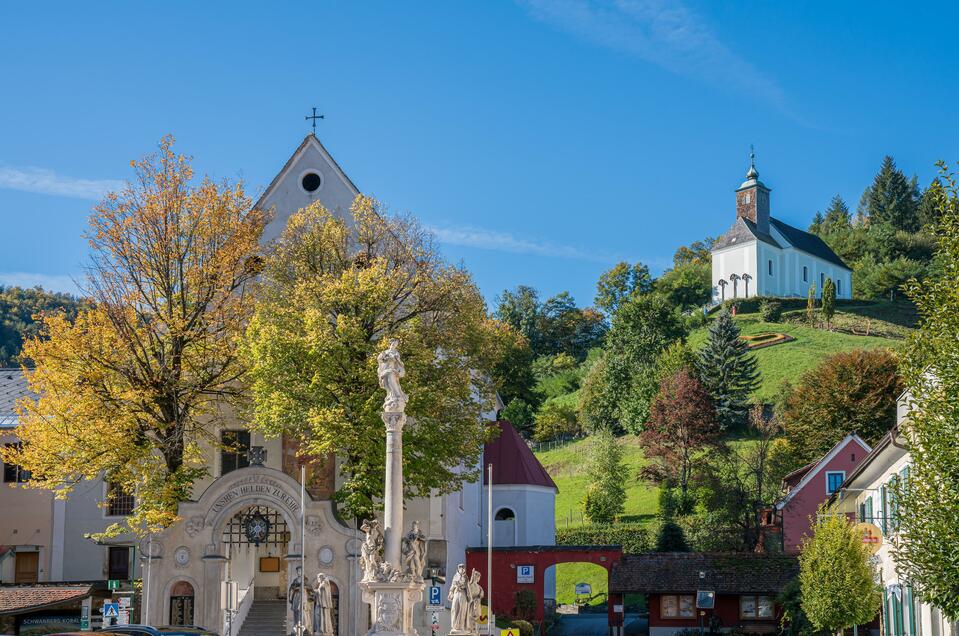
<box><xmin>377</xmin><ymin>339</ymin><xmax>408</xmax><ymax>413</ymax></box>
<box><xmin>467</xmin><ymin>569</ymin><xmax>484</xmax><ymax>631</ymax></box>
<box><xmin>448</xmin><ymin>564</ymin><xmax>470</xmax><ymax>634</ymax></box>
<box><xmin>402</xmin><ymin>520</ymin><xmax>427</xmax><ymax>580</ymax></box>
<box><xmin>360</xmin><ymin>519</ymin><xmax>384</xmax><ymax>582</ymax></box>
<box><xmin>312</xmin><ymin>573</ymin><xmax>335</xmax><ymax>636</ymax></box>
<box><xmin>288</xmin><ymin>566</ymin><xmax>312</xmax><ymax>633</ymax></box>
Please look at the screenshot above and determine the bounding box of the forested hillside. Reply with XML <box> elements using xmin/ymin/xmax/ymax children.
<box><xmin>0</xmin><ymin>286</ymin><xmax>85</xmax><ymax>366</ymax></box>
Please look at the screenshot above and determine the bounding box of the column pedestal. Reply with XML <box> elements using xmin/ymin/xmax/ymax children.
<box><xmin>360</xmin><ymin>579</ymin><xmax>424</xmax><ymax>636</ymax></box>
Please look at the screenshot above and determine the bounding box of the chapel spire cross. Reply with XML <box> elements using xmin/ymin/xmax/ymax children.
<box><xmin>305</xmin><ymin>107</ymin><xmax>324</xmax><ymax>134</ymax></box>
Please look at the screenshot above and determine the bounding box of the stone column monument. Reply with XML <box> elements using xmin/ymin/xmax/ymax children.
<box><xmin>359</xmin><ymin>340</ymin><xmax>425</xmax><ymax>635</ymax></box>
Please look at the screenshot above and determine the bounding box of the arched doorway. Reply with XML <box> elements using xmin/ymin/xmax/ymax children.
<box><xmin>169</xmin><ymin>581</ymin><xmax>195</xmax><ymax>626</ymax></box>
<box><xmin>220</xmin><ymin>505</ymin><xmax>292</xmax><ymax>601</ymax></box>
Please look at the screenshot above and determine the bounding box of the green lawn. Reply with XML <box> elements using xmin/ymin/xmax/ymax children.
<box><xmin>690</xmin><ymin>311</ymin><xmax>902</xmax><ymax>402</ymax></box>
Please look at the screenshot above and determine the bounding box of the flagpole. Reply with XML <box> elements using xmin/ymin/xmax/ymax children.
<box><xmin>487</xmin><ymin>462</ymin><xmax>494</xmax><ymax>634</ymax></box>
<box><xmin>300</xmin><ymin>464</ymin><xmax>306</xmax><ymax>636</ymax></box>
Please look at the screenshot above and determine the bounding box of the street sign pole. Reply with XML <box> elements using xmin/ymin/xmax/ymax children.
<box><xmin>487</xmin><ymin>463</ymin><xmax>493</xmax><ymax>635</ymax></box>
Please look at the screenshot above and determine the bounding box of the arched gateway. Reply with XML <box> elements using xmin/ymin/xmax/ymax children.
<box><xmin>145</xmin><ymin>465</ymin><xmax>357</xmax><ymax>635</ymax></box>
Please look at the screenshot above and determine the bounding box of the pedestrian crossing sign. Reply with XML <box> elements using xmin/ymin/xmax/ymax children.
<box><xmin>501</xmin><ymin>629</ymin><xmax>520</xmax><ymax>636</ymax></box>
<box><xmin>103</xmin><ymin>603</ymin><xmax>119</xmax><ymax>618</ymax></box>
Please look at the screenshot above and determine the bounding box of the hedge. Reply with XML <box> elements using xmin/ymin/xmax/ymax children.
<box><xmin>555</xmin><ymin>523</ymin><xmax>651</xmax><ymax>554</ymax></box>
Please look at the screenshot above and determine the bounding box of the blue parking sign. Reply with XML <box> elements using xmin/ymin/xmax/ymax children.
<box><xmin>429</xmin><ymin>586</ymin><xmax>442</xmax><ymax>606</ymax></box>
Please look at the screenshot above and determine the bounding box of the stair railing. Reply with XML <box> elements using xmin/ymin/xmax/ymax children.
<box><xmin>230</xmin><ymin>576</ymin><xmax>256</xmax><ymax>636</ymax></box>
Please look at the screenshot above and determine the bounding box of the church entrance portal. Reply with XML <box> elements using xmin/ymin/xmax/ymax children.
<box><xmin>220</xmin><ymin>504</ymin><xmax>292</xmax><ymax>601</ymax></box>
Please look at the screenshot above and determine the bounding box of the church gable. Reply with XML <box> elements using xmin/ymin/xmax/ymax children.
<box><xmin>258</xmin><ymin>134</ymin><xmax>361</xmax><ymax>242</ymax></box>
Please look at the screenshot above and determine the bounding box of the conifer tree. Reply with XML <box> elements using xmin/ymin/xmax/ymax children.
<box><xmin>696</xmin><ymin>310</ymin><xmax>759</xmax><ymax>429</ymax></box>
<box><xmin>821</xmin><ymin>277</ymin><xmax>836</xmax><ymax>328</ymax></box>
<box><xmin>582</xmin><ymin>428</ymin><xmax>627</xmax><ymax>524</ymax></box>
<box><xmin>806</xmin><ymin>283</ymin><xmax>816</xmax><ymax>325</ymax></box>
<box><xmin>859</xmin><ymin>155</ymin><xmax>921</xmax><ymax>233</ymax></box>
<box><xmin>655</xmin><ymin>520</ymin><xmax>690</xmax><ymax>552</ymax></box>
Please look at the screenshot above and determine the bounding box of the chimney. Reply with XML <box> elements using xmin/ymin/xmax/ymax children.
<box><xmin>736</xmin><ymin>147</ymin><xmax>771</xmax><ymax>234</ymax></box>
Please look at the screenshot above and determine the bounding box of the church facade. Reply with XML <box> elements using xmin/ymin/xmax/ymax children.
<box><xmin>711</xmin><ymin>157</ymin><xmax>852</xmax><ymax>303</ymax></box>
<box><xmin>0</xmin><ymin>135</ymin><xmax>557</xmax><ymax>636</ymax></box>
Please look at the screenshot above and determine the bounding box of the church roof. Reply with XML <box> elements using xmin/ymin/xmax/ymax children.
<box><xmin>483</xmin><ymin>421</ymin><xmax>558</xmax><ymax>491</ymax></box>
<box><xmin>712</xmin><ymin>217</ymin><xmax>850</xmax><ymax>270</ymax></box>
<box><xmin>253</xmin><ymin>133</ymin><xmax>361</xmax><ymax>212</ymax></box>
<box><xmin>769</xmin><ymin>218</ymin><xmax>850</xmax><ymax>270</ymax></box>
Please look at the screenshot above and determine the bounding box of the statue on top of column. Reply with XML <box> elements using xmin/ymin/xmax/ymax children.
<box><xmin>377</xmin><ymin>339</ymin><xmax>408</xmax><ymax>414</ymax></box>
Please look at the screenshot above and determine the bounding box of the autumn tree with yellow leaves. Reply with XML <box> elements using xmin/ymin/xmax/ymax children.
<box><xmin>241</xmin><ymin>198</ymin><xmax>507</xmax><ymax>520</ymax></box>
<box><xmin>4</xmin><ymin>137</ymin><xmax>264</xmax><ymax>534</ymax></box>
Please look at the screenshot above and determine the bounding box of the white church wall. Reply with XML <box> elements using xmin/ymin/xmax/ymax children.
<box><xmin>711</xmin><ymin>242</ymin><xmax>755</xmax><ymax>302</ymax></box>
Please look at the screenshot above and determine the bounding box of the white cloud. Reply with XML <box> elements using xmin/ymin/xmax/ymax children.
<box><xmin>0</xmin><ymin>166</ymin><xmax>124</xmax><ymax>200</ymax></box>
<box><xmin>0</xmin><ymin>272</ymin><xmax>82</xmax><ymax>295</ymax></box>
<box><xmin>521</xmin><ymin>0</ymin><xmax>790</xmax><ymax>114</ymax></box>
<box><xmin>429</xmin><ymin>224</ymin><xmax>615</xmax><ymax>263</ymax></box>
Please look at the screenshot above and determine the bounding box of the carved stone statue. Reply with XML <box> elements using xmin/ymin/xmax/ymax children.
<box><xmin>402</xmin><ymin>520</ymin><xmax>427</xmax><ymax>581</ymax></box>
<box><xmin>289</xmin><ymin>566</ymin><xmax>312</xmax><ymax>633</ymax></box>
<box><xmin>448</xmin><ymin>564</ymin><xmax>470</xmax><ymax>634</ymax></box>
<box><xmin>467</xmin><ymin>569</ymin><xmax>484</xmax><ymax>631</ymax></box>
<box><xmin>312</xmin><ymin>573</ymin><xmax>334</xmax><ymax>636</ymax></box>
<box><xmin>377</xmin><ymin>339</ymin><xmax>408</xmax><ymax>413</ymax></box>
<box><xmin>360</xmin><ymin>519</ymin><xmax>384</xmax><ymax>582</ymax></box>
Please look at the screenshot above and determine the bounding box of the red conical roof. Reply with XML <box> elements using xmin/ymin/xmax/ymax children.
<box><xmin>483</xmin><ymin>420</ymin><xmax>558</xmax><ymax>491</ymax></box>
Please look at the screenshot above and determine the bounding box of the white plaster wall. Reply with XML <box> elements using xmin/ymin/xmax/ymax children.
<box><xmin>61</xmin><ymin>477</ymin><xmax>140</xmax><ymax>582</ymax></box>
<box><xmin>260</xmin><ymin>139</ymin><xmax>360</xmax><ymax>244</ymax></box>
<box><xmin>711</xmin><ymin>243</ymin><xmax>756</xmax><ymax>302</ymax></box>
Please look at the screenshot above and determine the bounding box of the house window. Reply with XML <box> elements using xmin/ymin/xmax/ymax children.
<box><xmin>108</xmin><ymin>545</ymin><xmax>131</xmax><ymax>581</ymax></box>
<box><xmin>661</xmin><ymin>594</ymin><xmax>696</xmax><ymax>618</ymax></box>
<box><xmin>826</xmin><ymin>471</ymin><xmax>846</xmax><ymax>495</ymax></box>
<box><xmin>3</xmin><ymin>443</ymin><xmax>30</xmax><ymax>483</ymax></box>
<box><xmin>803</xmin><ymin>266</ymin><xmax>808</xmax><ymax>282</ymax></box>
<box><xmin>821</xmin><ymin>272</ymin><xmax>825</xmax><ymax>288</ymax></box>
<box><xmin>768</xmin><ymin>259</ymin><xmax>773</xmax><ymax>276</ymax></box>
<box><xmin>740</xmin><ymin>595</ymin><xmax>775</xmax><ymax>619</ymax></box>
<box><xmin>221</xmin><ymin>430</ymin><xmax>251</xmax><ymax>475</ymax></box>
<box><xmin>107</xmin><ymin>482</ymin><xmax>135</xmax><ymax>516</ymax></box>
<box><xmin>837</xmin><ymin>279</ymin><xmax>842</xmax><ymax>295</ymax></box>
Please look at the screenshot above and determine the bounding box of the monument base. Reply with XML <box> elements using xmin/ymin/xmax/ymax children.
<box><xmin>360</xmin><ymin>579</ymin><xmax>425</xmax><ymax>636</ymax></box>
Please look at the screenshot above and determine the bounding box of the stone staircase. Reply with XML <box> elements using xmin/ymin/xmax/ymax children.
<box><xmin>238</xmin><ymin>600</ymin><xmax>287</xmax><ymax>636</ymax></box>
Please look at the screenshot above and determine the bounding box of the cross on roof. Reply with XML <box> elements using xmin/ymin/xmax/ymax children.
<box><xmin>305</xmin><ymin>107</ymin><xmax>324</xmax><ymax>134</ymax></box>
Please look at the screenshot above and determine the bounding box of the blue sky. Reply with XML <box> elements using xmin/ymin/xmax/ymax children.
<box><xmin>2</xmin><ymin>2</ymin><xmax>957</xmax><ymax>308</ymax></box>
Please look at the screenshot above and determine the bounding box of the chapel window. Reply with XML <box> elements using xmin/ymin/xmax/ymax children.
<box><xmin>803</xmin><ymin>266</ymin><xmax>808</xmax><ymax>282</ymax></box>
<box><xmin>768</xmin><ymin>259</ymin><xmax>773</xmax><ymax>276</ymax></box>
<box><xmin>301</xmin><ymin>171</ymin><xmax>322</xmax><ymax>193</ymax></box>
<box><xmin>107</xmin><ymin>482</ymin><xmax>135</xmax><ymax>516</ymax></box>
<box><xmin>221</xmin><ymin>430</ymin><xmax>251</xmax><ymax>475</ymax></box>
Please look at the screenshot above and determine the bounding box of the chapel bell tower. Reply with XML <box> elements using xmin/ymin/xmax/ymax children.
<box><xmin>735</xmin><ymin>147</ymin><xmax>771</xmax><ymax>234</ymax></box>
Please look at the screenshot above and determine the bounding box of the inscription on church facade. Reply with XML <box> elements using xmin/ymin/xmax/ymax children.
<box><xmin>210</xmin><ymin>474</ymin><xmax>301</xmax><ymax>517</ymax></box>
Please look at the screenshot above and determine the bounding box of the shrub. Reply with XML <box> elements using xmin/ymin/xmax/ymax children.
<box><xmin>759</xmin><ymin>298</ymin><xmax>783</xmax><ymax>322</ymax></box>
<box><xmin>674</xmin><ymin>513</ymin><xmax>742</xmax><ymax>552</ymax></box>
<box><xmin>555</xmin><ymin>523</ymin><xmax>652</xmax><ymax>554</ymax></box>
<box><xmin>533</xmin><ymin>400</ymin><xmax>581</xmax><ymax>442</ymax></box>
<box><xmin>513</xmin><ymin>591</ymin><xmax>536</xmax><ymax>621</ymax></box>
<box><xmin>655</xmin><ymin>520</ymin><xmax>690</xmax><ymax>552</ymax></box>
<box><xmin>510</xmin><ymin>620</ymin><xmax>534</xmax><ymax>636</ymax></box>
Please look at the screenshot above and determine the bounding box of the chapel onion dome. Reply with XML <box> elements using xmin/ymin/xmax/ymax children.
<box><xmin>740</xmin><ymin>147</ymin><xmax>765</xmax><ymax>190</ymax></box>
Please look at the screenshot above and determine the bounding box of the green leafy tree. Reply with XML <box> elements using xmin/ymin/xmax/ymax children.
<box><xmin>821</xmin><ymin>277</ymin><xmax>836</xmax><ymax>328</ymax></box>
<box><xmin>495</xmin><ymin>285</ymin><xmax>540</xmax><ymax>348</ymax></box>
<box><xmin>655</xmin><ymin>520</ymin><xmax>690</xmax><ymax>552</ymax></box>
<box><xmin>778</xmin><ymin>578</ymin><xmax>820</xmax><ymax>636</ymax></box>
<box><xmin>778</xmin><ymin>349</ymin><xmax>901</xmax><ymax>465</ymax></box>
<box><xmin>799</xmin><ymin>512</ymin><xmax>881</xmax><ymax>635</ymax></box>
<box><xmin>0</xmin><ymin>286</ymin><xmax>86</xmax><ymax>367</ymax></box>
<box><xmin>580</xmin><ymin>294</ymin><xmax>686</xmax><ymax>433</ymax></box>
<box><xmin>655</xmin><ymin>262</ymin><xmax>712</xmax><ymax>311</ymax></box>
<box><xmin>240</xmin><ymin>198</ymin><xmax>503</xmax><ymax>519</ymax></box>
<box><xmin>582</xmin><ymin>428</ymin><xmax>627</xmax><ymax>524</ymax></box>
<box><xmin>696</xmin><ymin>310</ymin><xmax>759</xmax><ymax>429</ymax></box>
<box><xmin>895</xmin><ymin>162</ymin><xmax>959</xmax><ymax>619</ymax></box>
<box><xmin>594</xmin><ymin>261</ymin><xmax>652</xmax><ymax>316</ymax></box>
<box><xmin>532</xmin><ymin>399</ymin><xmax>580</xmax><ymax>442</ymax></box>
<box><xmin>672</xmin><ymin>237</ymin><xmax>714</xmax><ymax>267</ymax></box>
<box><xmin>501</xmin><ymin>399</ymin><xmax>535</xmax><ymax>437</ymax></box>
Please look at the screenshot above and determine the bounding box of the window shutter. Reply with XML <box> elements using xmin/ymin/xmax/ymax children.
<box><xmin>880</xmin><ymin>485</ymin><xmax>888</xmax><ymax>534</ymax></box>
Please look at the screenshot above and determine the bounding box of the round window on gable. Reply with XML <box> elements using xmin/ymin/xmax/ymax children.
<box><xmin>301</xmin><ymin>171</ymin><xmax>322</xmax><ymax>193</ymax></box>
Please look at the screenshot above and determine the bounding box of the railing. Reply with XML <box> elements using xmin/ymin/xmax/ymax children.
<box><xmin>226</xmin><ymin>577</ymin><xmax>255</xmax><ymax>636</ymax></box>
<box><xmin>529</xmin><ymin>436</ymin><xmax>582</xmax><ymax>454</ymax></box>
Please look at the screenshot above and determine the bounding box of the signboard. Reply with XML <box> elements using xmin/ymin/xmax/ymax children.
<box><xmin>117</xmin><ymin>610</ymin><xmax>130</xmax><ymax>626</ymax></box>
<box><xmin>517</xmin><ymin>565</ymin><xmax>534</xmax><ymax>584</ymax></box>
<box><xmin>107</xmin><ymin>579</ymin><xmax>121</xmax><ymax>590</ymax></box>
<box><xmin>81</xmin><ymin>599</ymin><xmax>91</xmax><ymax>631</ymax></box>
<box><xmin>19</xmin><ymin>616</ymin><xmax>82</xmax><ymax>636</ymax></box>
<box><xmin>431</xmin><ymin>611</ymin><xmax>440</xmax><ymax>633</ymax></box>
<box><xmin>696</xmin><ymin>590</ymin><xmax>716</xmax><ymax>609</ymax></box>
<box><xmin>575</xmin><ymin>582</ymin><xmax>592</xmax><ymax>596</ymax></box>
<box><xmin>502</xmin><ymin>630</ymin><xmax>520</xmax><ymax>636</ymax></box>
<box><xmin>429</xmin><ymin>586</ymin><xmax>442</xmax><ymax>606</ymax></box>
<box><xmin>613</xmin><ymin>604</ymin><xmax>624</xmax><ymax>613</ymax></box>
<box><xmin>103</xmin><ymin>603</ymin><xmax>120</xmax><ymax>618</ymax></box>
<box><xmin>118</xmin><ymin>596</ymin><xmax>132</xmax><ymax>609</ymax></box>
<box><xmin>855</xmin><ymin>522</ymin><xmax>883</xmax><ymax>555</ymax></box>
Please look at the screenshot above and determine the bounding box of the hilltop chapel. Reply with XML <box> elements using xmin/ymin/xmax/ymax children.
<box><xmin>711</xmin><ymin>152</ymin><xmax>852</xmax><ymax>303</ymax></box>
<box><xmin>0</xmin><ymin>133</ymin><xmax>557</xmax><ymax>636</ymax></box>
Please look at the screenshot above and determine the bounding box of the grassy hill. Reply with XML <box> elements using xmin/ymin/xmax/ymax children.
<box><xmin>534</xmin><ymin>299</ymin><xmax>915</xmax><ymax>605</ymax></box>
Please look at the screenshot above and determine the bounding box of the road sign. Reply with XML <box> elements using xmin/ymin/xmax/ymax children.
<box><xmin>502</xmin><ymin>629</ymin><xmax>520</xmax><ymax>636</ymax></box>
<box><xmin>117</xmin><ymin>610</ymin><xmax>130</xmax><ymax>626</ymax></box>
<box><xmin>103</xmin><ymin>603</ymin><xmax>119</xmax><ymax>618</ymax></box>
<box><xmin>575</xmin><ymin>582</ymin><xmax>592</xmax><ymax>596</ymax></box>
<box><xmin>431</xmin><ymin>611</ymin><xmax>440</xmax><ymax>633</ymax></box>
<box><xmin>107</xmin><ymin>580</ymin><xmax>120</xmax><ymax>590</ymax></box>
<box><xmin>118</xmin><ymin>596</ymin><xmax>132</xmax><ymax>609</ymax></box>
<box><xmin>517</xmin><ymin>564</ymin><xmax>534</xmax><ymax>583</ymax></box>
<box><xmin>429</xmin><ymin>586</ymin><xmax>442</xmax><ymax>606</ymax></box>
<box><xmin>855</xmin><ymin>522</ymin><xmax>883</xmax><ymax>555</ymax></box>
<box><xmin>696</xmin><ymin>590</ymin><xmax>716</xmax><ymax>609</ymax></box>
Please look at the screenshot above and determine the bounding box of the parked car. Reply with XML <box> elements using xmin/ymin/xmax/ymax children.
<box><xmin>97</xmin><ymin>626</ymin><xmax>217</xmax><ymax>635</ymax></box>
